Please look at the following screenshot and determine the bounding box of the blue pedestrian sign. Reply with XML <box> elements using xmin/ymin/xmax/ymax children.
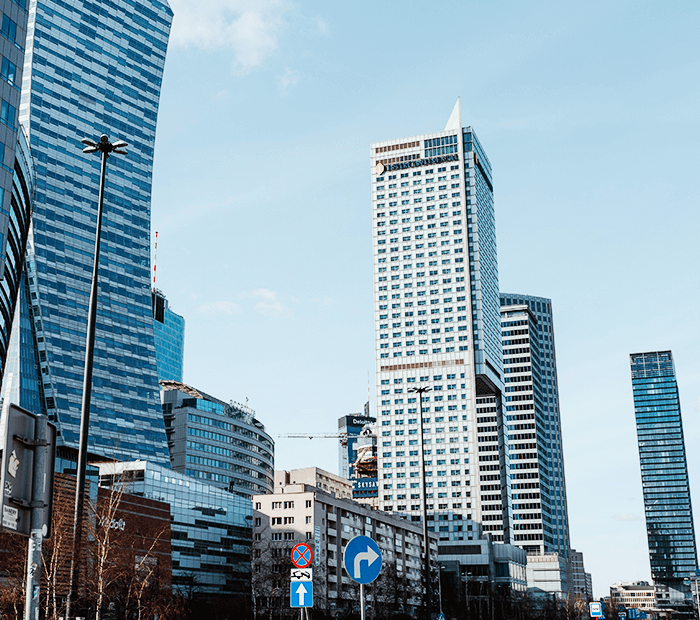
<box><xmin>343</xmin><ymin>535</ymin><xmax>382</xmax><ymax>584</ymax></box>
<box><xmin>290</xmin><ymin>581</ymin><xmax>313</xmax><ymax>608</ymax></box>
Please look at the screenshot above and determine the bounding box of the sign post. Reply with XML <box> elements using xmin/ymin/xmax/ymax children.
<box><xmin>343</xmin><ymin>536</ymin><xmax>383</xmax><ymax>620</ymax></box>
<box><xmin>290</xmin><ymin>543</ymin><xmax>313</xmax><ymax>617</ymax></box>
<box><xmin>0</xmin><ymin>403</ymin><xmax>56</xmax><ymax>620</ymax></box>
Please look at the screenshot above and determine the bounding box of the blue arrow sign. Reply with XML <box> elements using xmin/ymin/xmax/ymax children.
<box><xmin>343</xmin><ymin>535</ymin><xmax>382</xmax><ymax>584</ymax></box>
<box><xmin>290</xmin><ymin>581</ymin><xmax>313</xmax><ymax>608</ymax></box>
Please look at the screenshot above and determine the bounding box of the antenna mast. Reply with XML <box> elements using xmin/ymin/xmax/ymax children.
<box><xmin>153</xmin><ymin>231</ymin><xmax>158</xmax><ymax>292</ymax></box>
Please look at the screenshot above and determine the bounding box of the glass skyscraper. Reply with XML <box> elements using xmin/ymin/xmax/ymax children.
<box><xmin>500</xmin><ymin>294</ymin><xmax>570</xmax><ymax>558</ymax></box>
<box><xmin>629</xmin><ymin>350</ymin><xmax>697</xmax><ymax>597</ymax></box>
<box><xmin>152</xmin><ymin>288</ymin><xmax>184</xmax><ymax>382</ymax></box>
<box><xmin>6</xmin><ymin>0</ymin><xmax>174</xmax><ymax>463</ymax></box>
<box><xmin>372</xmin><ymin>100</ymin><xmax>512</xmax><ymax>545</ymax></box>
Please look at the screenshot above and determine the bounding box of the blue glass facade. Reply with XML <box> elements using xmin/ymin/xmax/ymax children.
<box><xmin>152</xmin><ymin>289</ymin><xmax>184</xmax><ymax>382</ymax></box>
<box><xmin>630</xmin><ymin>351</ymin><xmax>698</xmax><ymax>592</ymax></box>
<box><xmin>97</xmin><ymin>461</ymin><xmax>253</xmax><ymax>601</ymax></box>
<box><xmin>14</xmin><ymin>0</ymin><xmax>173</xmax><ymax>463</ymax></box>
<box><xmin>500</xmin><ymin>294</ymin><xmax>571</xmax><ymax>559</ymax></box>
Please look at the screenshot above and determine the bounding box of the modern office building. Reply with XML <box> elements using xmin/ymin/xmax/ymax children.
<box><xmin>570</xmin><ymin>549</ymin><xmax>593</xmax><ymax>600</ymax></box>
<box><xmin>0</xmin><ymin>0</ymin><xmax>28</xmax><ymax>282</ymax></box>
<box><xmin>0</xmin><ymin>0</ymin><xmax>32</xmax><ymax>385</ymax></box>
<box><xmin>252</xmin><ymin>467</ymin><xmax>438</xmax><ymax>618</ymax></box>
<box><xmin>338</xmin><ymin>411</ymin><xmax>375</xmax><ymax>478</ymax></box>
<box><xmin>629</xmin><ymin>351</ymin><xmax>698</xmax><ymax>599</ymax></box>
<box><xmin>0</xmin><ymin>128</ymin><xmax>34</xmax><ymax>391</ymax></box>
<box><xmin>499</xmin><ymin>295</ymin><xmax>571</xmax><ymax>558</ymax></box>
<box><xmin>372</xmin><ymin>101</ymin><xmax>511</xmax><ymax>549</ymax></box>
<box><xmin>97</xmin><ymin>460</ymin><xmax>253</xmax><ymax>605</ymax></box>
<box><xmin>152</xmin><ymin>289</ymin><xmax>185</xmax><ymax>382</ymax></box>
<box><xmin>9</xmin><ymin>0</ymin><xmax>174</xmax><ymax>463</ymax></box>
<box><xmin>609</xmin><ymin>582</ymin><xmax>657</xmax><ymax>610</ymax></box>
<box><xmin>526</xmin><ymin>552</ymin><xmax>569</xmax><ymax>599</ymax></box>
<box><xmin>161</xmin><ymin>380</ymin><xmax>274</xmax><ymax>497</ymax></box>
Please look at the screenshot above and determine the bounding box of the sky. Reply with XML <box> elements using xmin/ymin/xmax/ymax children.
<box><xmin>148</xmin><ymin>0</ymin><xmax>700</xmax><ymax>598</ymax></box>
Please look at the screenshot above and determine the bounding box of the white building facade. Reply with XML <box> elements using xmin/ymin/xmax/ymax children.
<box><xmin>252</xmin><ymin>467</ymin><xmax>437</xmax><ymax>618</ymax></box>
<box><xmin>371</xmin><ymin>101</ymin><xmax>511</xmax><ymax>547</ymax></box>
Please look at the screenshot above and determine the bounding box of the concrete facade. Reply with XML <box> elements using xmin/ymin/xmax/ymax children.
<box><xmin>253</xmin><ymin>467</ymin><xmax>437</xmax><ymax>618</ymax></box>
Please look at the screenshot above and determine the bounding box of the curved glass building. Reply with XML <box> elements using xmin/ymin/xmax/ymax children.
<box><xmin>0</xmin><ymin>127</ymin><xmax>34</xmax><ymax>382</ymax></box>
<box><xmin>160</xmin><ymin>380</ymin><xmax>274</xmax><ymax>497</ymax></box>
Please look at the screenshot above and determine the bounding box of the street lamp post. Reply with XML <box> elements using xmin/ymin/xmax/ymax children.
<box><xmin>409</xmin><ymin>385</ymin><xmax>432</xmax><ymax>619</ymax></box>
<box><xmin>65</xmin><ymin>135</ymin><xmax>128</xmax><ymax>620</ymax></box>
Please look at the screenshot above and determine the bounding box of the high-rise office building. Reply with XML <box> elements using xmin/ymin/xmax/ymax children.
<box><xmin>0</xmin><ymin>0</ymin><xmax>32</xmax><ymax>385</ymax></box>
<box><xmin>338</xmin><ymin>411</ymin><xmax>375</xmax><ymax>478</ymax></box>
<box><xmin>500</xmin><ymin>294</ymin><xmax>570</xmax><ymax>558</ymax></box>
<box><xmin>152</xmin><ymin>289</ymin><xmax>184</xmax><ymax>382</ymax></box>
<box><xmin>372</xmin><ymin>101</ymin><xmax>511</xmax><ymax>545</ymax></box>
<box><xmin>629</xmin><ymin>351</ymin><xmax>698</xmax><ymax>598</ymax></box>
<box><xmin>8</xmin><ymin>0</ymin><xmax>174</xmax><ymax>463</ymax></box>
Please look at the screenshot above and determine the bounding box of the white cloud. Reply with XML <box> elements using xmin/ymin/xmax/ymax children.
<box><xmin>247</xmin><ymin>288</ymin><xmax>278</xmax><ymax>302</ymax></box>
<box><xmin>168</xmin><ymin>0</ymin><xmax>291</xmax><ymax>74</ymax></box>
<box><xmin>255</xmin><ymin>300</ymin><xmax>286</xmax><ymax>316</ymax></box>
<box><xmin>198</xmin><ymin>301</ymin><xmax>242</xmax><ymax>315</ymax></box>
<box><xmin>241</xmin><ymin>288</ymin><xmax>289</xmax><ymax>316</ymax></box>
<box><xmin>278</xmin><ymin>67</ymin><xmax>301</xmax><ymax>94</ymax></box>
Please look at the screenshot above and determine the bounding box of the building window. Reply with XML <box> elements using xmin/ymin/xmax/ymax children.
<box><xmin>306</xmin><ymin>516</ymin><xmax>312</xmax><ymax>524</ymax></box>
<box><xmin>305</xmin><ymin>500</ymin><xmax>312</xmax><ymax>508</ymax></box>
<box><xmin>284</xmin><ymin>517</ymin><xmax>294</xmax><ymax>525</ymax></box>
<box><xmin>255</xmin><ymin>502</ymin><xmax>261</xmax><ymax>510</ymax></box>
<box><xmin>284</xmin><ymin>501</ymin><xmax>295</xmax><ymax>509</ymax></box>
<box><xmin>306</xmin><ymin>532</ymin><xmax>313</xmax><ymax>540</ymax></box>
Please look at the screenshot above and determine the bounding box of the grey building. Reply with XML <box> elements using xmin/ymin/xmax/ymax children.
<box><xmin>97</xmin><ymin>460</ymin><xmax>253</xmax><ymax>603</ymax></box>
<box><xmin>9</xmin><ymin>0</ymin><xmax>173</xmax><ymax>464</ymax></box>
<box><xmin>372</xmin><ymin>101</ymin><xmax>512</xmax><ymax>554</ymax></box>
<box><xmin>161</xmin><ymin>380</ymin><xmax>274</xmax><ymax>497</ymax></box>
<box><xmin>570</xmin><ymin>548</ymin><xmax>592</xmax><ymax>600</ymax></box>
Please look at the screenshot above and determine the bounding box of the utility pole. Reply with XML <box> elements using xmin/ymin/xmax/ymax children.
<box><xmin>409</xmin><ymin>385</ymin><xmax>432</xmax><ymax>618</ymax></box>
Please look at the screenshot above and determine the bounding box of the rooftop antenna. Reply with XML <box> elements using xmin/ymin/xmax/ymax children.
<box><xmin>152</xmin><ymin>231</ymin><xmax>158</xmax><ymax>292</ymax></box>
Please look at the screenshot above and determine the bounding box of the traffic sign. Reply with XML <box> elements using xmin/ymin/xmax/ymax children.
<box><xmin>290</xmin><ymin>581</ymin><xmax>313</xmax><ymax>608</ymax></box>
<box><xmin>590</xmin><ymin>602</ymin><xmax>605</xmax><ymax>619</ymax></box>
<box><xmin>343</xmin><ymin>535</ymin><xmax>382</xmax><ymax>584</ymax></box>
<box><xmin>619</xmin><ymin>606</ymin><xmax>626</xmax><ymax>613</ymax></box>
<box><xmin>291</xmin><ymin>568</ymin><xmax>313</xmax><ymax>581</ymax></box>
<box><xmin>291</xmin><ymin>542</ymin><xmax>313</xmax><ymax>568</ymax></box>
<box><xmin>437</xmin><ymin>614</ymin><xmax>446</xmax><ymax>620</ymax></box>
<box><xmin>0</xmin><ymin>404</ymin><xmax>56</xmax><ymax>538</ymax></box>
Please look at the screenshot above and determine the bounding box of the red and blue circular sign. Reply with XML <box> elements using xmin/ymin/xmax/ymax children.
<box><xmin>291</xmin><ymin>542</ymin><xmax>313</xmax><ymax>568</ymax></box>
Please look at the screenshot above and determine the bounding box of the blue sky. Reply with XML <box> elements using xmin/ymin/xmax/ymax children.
<box><xmin>149</xmin><ymin>0</ymin><xmax>700</xmax><ymax>597</ymax></box>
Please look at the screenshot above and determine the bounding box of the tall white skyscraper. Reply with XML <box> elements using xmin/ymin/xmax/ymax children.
<box><xmin>372</xmin><ymin>101</ymin><xmax>512</xmax><ymax>545</ymax></box>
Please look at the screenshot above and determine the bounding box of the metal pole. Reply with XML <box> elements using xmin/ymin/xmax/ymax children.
<box><xmin>360</xmin><ymin>583</ymin><xmax>365</xmax><ymax>620</ymax></box>
<box><xmin>65</xmin><ymin>143</ymin><xmax>109</xmax><ymax>620</ymax></box>
<box><xmin>24</xmin><ymin>415</ymin><xmax>47</xmax><ymax>620</ymax></box>
<box><xmin>411</xmin><ymin>386</ymin><xmax>432</xmax><ymax>619</ymax></box>
<box><xmin>438</xmin><ymin>564</ymin><xmax>443</xmax><ymax>616</ymax></box>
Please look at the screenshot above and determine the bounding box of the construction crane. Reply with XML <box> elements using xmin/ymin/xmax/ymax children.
<box><xmin>278</xmin><ymin>432</ymin><xmax>348</xmax><ymax>444</ymax></box>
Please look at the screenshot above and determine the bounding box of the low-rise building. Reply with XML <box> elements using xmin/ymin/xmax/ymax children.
<box><xmin>252</xmin><ymin>467</ymin><xmax>437</xmax><ymax>619</ymax></box>
<box><xmin>610</xmin><ymin>581</ymin><xmax>657</xmax><ymax>609</ymax></box>
<box><xmin>97</xmin><ymin>461</ymin><xmax>253</xmax><ymax>609</ymax></box>
<box><xmin>526</xmin><ymin>552</ymin><xmax>568</xmax><ymax>598</ymax></box>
